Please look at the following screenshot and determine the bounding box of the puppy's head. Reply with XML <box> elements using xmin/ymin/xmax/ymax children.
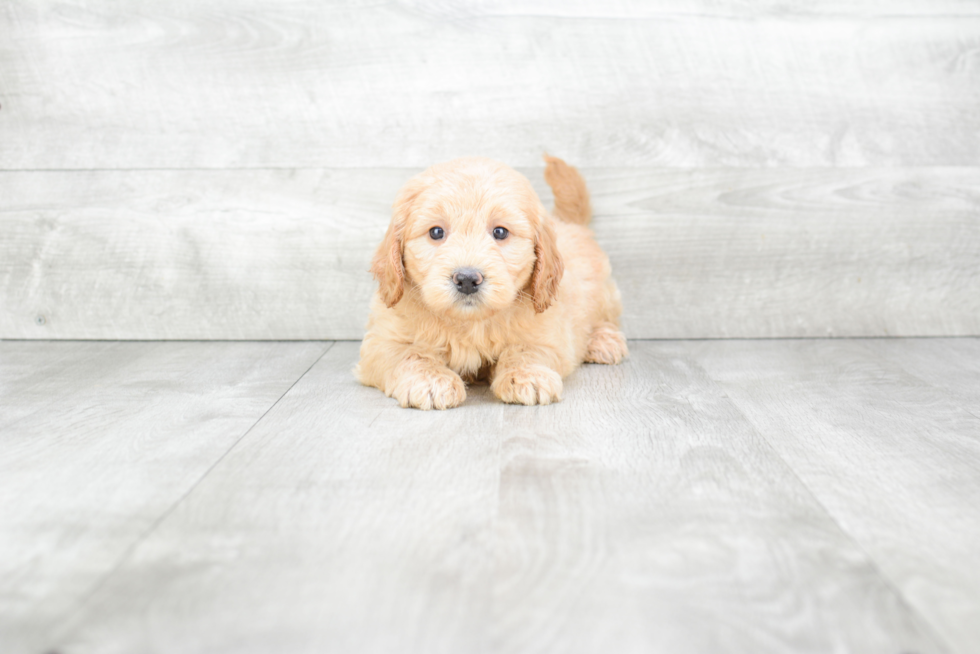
<box><xmin>371</xmin><ymin>158</ymin><xmax>563</xmax><ymax>318</ymax></box>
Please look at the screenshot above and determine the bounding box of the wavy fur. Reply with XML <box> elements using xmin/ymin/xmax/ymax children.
<box><xmin>356</xmin><ymin>156</ymin><xmax>627</xmax><ymax>409</ymax></box>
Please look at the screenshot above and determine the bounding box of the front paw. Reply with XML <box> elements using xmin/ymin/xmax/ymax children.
<box><xmin>388</xmin><ymin>366</ymin><xmax>466</xmax><ymax>410</ymax></box>
<box><xmin>492</xmin><ymin>365</ymin><xmax>563</xmax><ymax>405</ymax></box>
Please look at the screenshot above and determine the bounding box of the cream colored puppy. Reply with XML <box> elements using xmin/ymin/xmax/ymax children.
<box><xmin>355</xmin><ymin>155</ymin><xmax>627</xmax><ymax>409</ymax></box>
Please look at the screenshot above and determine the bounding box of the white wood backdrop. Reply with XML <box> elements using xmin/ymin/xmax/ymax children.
<box><xmin>1</xmin><ymin>1</ymin><xmax>978</xmax><ymax>338</ymax></box>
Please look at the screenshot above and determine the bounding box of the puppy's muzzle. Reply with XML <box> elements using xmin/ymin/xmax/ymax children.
<box><xmin>452</xmin><ymin>268</ymin><xmax>484</xmax><ymax>295</ymax></box>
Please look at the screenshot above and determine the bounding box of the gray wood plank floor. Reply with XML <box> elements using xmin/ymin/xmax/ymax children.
<box><xmin>2</xmin><ymin>339</ymin><xmax>978</xmax><ymax>653</ymax></box>
<box><xmin>691</xmin><ymin>339</ymin><xmax>980</xmax><ymax>654</ymax></box>
<box><xmin>0</xmin><ymin>341</ymin><xmax>330</xmax><ymax>654</ymax></box>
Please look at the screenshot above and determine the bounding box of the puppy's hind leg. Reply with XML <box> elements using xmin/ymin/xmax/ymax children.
<box><xmin>584</xmin><ymin>322</ymin><xmax>628</xmax><ymax>365</ymax></box>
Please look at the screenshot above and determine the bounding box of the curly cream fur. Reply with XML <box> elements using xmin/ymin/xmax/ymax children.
<box><xmin>355</xmin><ymin>156</ymin><xmax>627</xmax><ymax>409</ymax></box>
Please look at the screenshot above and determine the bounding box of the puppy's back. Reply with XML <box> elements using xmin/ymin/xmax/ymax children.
<box><xmin>543</xmin><ymin>155</ymin><xmax>591</xmax><ymax>226</ymax></box>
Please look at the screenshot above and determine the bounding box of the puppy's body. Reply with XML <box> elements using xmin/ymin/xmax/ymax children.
<box><xmin>356</xmin><ymin>156</ymin><xmax>627</xmax><ymax>409</ymax></box>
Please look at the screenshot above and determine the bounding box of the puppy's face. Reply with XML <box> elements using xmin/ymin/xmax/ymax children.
<box><xmin>372</xmin><ymin>158</ymin><xmax>563</xmax><ymax>318</ymax></box>
<box><xmin>402</xmin><ymin>173</ymin><xmax>537</xmax><ymax>320</ymax></box>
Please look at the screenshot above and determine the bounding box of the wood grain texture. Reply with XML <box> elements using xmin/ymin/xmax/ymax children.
<box><xmin>39</xmin><ymin>342</ymin><xmax>945</xmax><ymax>654</ymax></box>
<box><xmin>0</xmin><ymin>340</ymin><xmax>328</xmax><ymax>654</ymax></box>
<box><xmin>690</xmin><ymin>338</ymin><xmax>980</xmax><ymax>654</ymax></box>
<box><xmin>2</xmin><ymin>167</ymin><xmax>977</xmax><ymax>339</ymax></box>
<box><xmin>1</xmin><ymin>1</ymin><xmax>979</xmax><ymax>169</ymax></box>
<box><xmin>593</xmin><ymin>167</ymin><xmax>980</xmax><ymax>338</ymax></box>
<box><xmin>0</xmin><ymin>168</ymin><xmax>391</xmax><ymax>340</ymax></box>
<box><xmin>49</xmin><ymin>342</ymin><xmax>504</xmax><ymax>654</ymax></box>
<box><xmin>860</xmin><ymin>338</ymin><xmax>980</xmax><ymax>416</ymax></box>
<box><xmin>491</xmin><ymin>341</ymin><xmax>942</xmax><ymax>654</ymax></box>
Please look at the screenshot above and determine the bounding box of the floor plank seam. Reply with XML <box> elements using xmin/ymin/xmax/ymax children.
<box><xmin>43</xmin><ymin>340</ymin><xmax>337</xmax><ymax>645</ymax></box>
<box><xmin>700</xmin><ymin>371</ymin><xmax>957</xmax><ymax>653</ymax></box>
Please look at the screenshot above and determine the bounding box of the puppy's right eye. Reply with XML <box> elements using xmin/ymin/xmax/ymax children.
<box><xmin>429</xmin><ymin>226</ymin><xmax>445</xmax><ymax>240</ymax></box>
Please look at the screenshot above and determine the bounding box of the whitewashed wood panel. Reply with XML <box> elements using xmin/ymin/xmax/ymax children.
<box><xmin>45</xmin><ymin>342</ymin><xmax>943</xmax><ymax>654</ymax></box>
<box><xmin>1</xmin><ymin>1</ymin><xmax>978</xmax><ymax>169</ymax></box>
<box><xmin>0</xmin><ymin>169</ymin><xmax>391</xmax><ymax>340</ymax></box>
<box><xmin>691</xmin><ymin>338</ymin><xmax>980</xmax><ymax>654</ymax></box>
<box><xmin>2</xmin><ymin>167</ymin><xmax>977</xmax><ymax>339</ymax></box>
<box><xmin>593</xmin><ymin>167</ymin><xmax>980</xmax><ymax>338</ymax></box>
<box><xmin>0</xmin><ymin>340</ymin><xmax>328</xmax><ymax>654</ymax></box>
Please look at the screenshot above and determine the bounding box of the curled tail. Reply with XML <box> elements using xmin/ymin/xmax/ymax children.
<box><xmin>543</xmin><ymin>154</ymin><xmax>591</xmax><ymax>225</ymax></box>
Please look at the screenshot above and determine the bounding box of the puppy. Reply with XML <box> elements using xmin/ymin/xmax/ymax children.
<box><xmin>355</xmin><ymin>155</ymin><xmax>627</xmax><ymax>409</ymax></box>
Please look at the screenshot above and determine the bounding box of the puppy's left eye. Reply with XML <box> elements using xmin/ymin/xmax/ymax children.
<box><xmin>429</xmin><ymin>226</ymin><xmax>445</xmax><ymax>240</ymax></box>
<box><xmin>492</xmin><ymin>227</ymin><xmax>509</xmax><ymax>240</ymax></box>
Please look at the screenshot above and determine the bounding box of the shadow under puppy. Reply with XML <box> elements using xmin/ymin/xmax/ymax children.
<box><xmin>355</xmin><ymin>155</ymin><xmax>627</xmax><ymax>409</ymax></box>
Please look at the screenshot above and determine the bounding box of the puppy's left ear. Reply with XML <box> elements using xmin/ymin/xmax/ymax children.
<box><xmin>530</xmin><ymin>211</ymin><xmax>564</xmax><ymax>313</ymax></box>
<box><xmin>371</xmin><ymin>177</ymin><xmax>423</xmax><ymax>308</ymax></box>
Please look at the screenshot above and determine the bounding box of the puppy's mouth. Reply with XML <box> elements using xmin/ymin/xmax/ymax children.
<box><xmin>453</xmin><ymin>291</ymin><xmax>485</xmax><ymax>308</ymax></box>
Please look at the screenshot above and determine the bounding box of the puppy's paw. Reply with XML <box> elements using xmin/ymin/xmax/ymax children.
<box><xmin>584</xmin><ymin>325</ymin><xmax>629</xmax><ymax>365</ymax></box>
<box><xmin>388</xmin><ymin>366</ymin><xmax>466</xmax><ymax>410</ymax></box>
<box><xmin>492</xmin><ymin>365</ymin><xmax>563</xmax><ymax>406</ymax></box>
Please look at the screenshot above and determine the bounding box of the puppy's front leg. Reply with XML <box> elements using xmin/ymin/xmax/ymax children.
<box><xmin>491</xmin><ymin>345</ymin><xmax>565</xmax><ymax>406</ymax></box>
<box><xmin>357</xmin><ymin>340</ymin><xmax>465</xmax><ymax>410</ymax></box>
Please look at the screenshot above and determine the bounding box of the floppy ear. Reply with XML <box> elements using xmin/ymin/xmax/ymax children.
<box><xmin>370</xmin><ymin>178</ymin><xmax>422</xmax><ymax>308</ymax></box>
<box><xmin>530</xmin><ymin>211</ymin><xmax>564</xmax><ymax>313</ymax></box>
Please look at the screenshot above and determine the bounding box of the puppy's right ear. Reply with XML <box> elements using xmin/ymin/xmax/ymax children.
<box><xmin>530</xmin><ymin>213</ymin><xmax>564</xmax><ymax>313</ymax></box>
<box><xmin>371</xmin><ymin>177</ymin><xmax>423</xmax><ymax>308</ymax></box>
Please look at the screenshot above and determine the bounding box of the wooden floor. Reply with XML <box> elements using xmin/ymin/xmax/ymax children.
<box><xmin>2</xmin><ymin>339</ymin><xmax>978</xmax><ymax>654</ymax></box>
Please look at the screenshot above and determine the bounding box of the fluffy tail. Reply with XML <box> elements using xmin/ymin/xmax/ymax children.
<box><xmin>543</xmin><ymin>154</ymin><xmax>591</xmax><ymax>225</ymax></box>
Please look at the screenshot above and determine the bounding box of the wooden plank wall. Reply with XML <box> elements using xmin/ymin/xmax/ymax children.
<box><xmin>1</xmin><ymin>1</ymin><xmax>978</xmax><ymax>339</ymax></box>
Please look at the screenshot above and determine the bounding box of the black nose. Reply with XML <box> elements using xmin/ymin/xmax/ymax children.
<box><xmin>452</xmin><ymin>268</ymin><xmax>484</xmax><ymax>295</ymax></box>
